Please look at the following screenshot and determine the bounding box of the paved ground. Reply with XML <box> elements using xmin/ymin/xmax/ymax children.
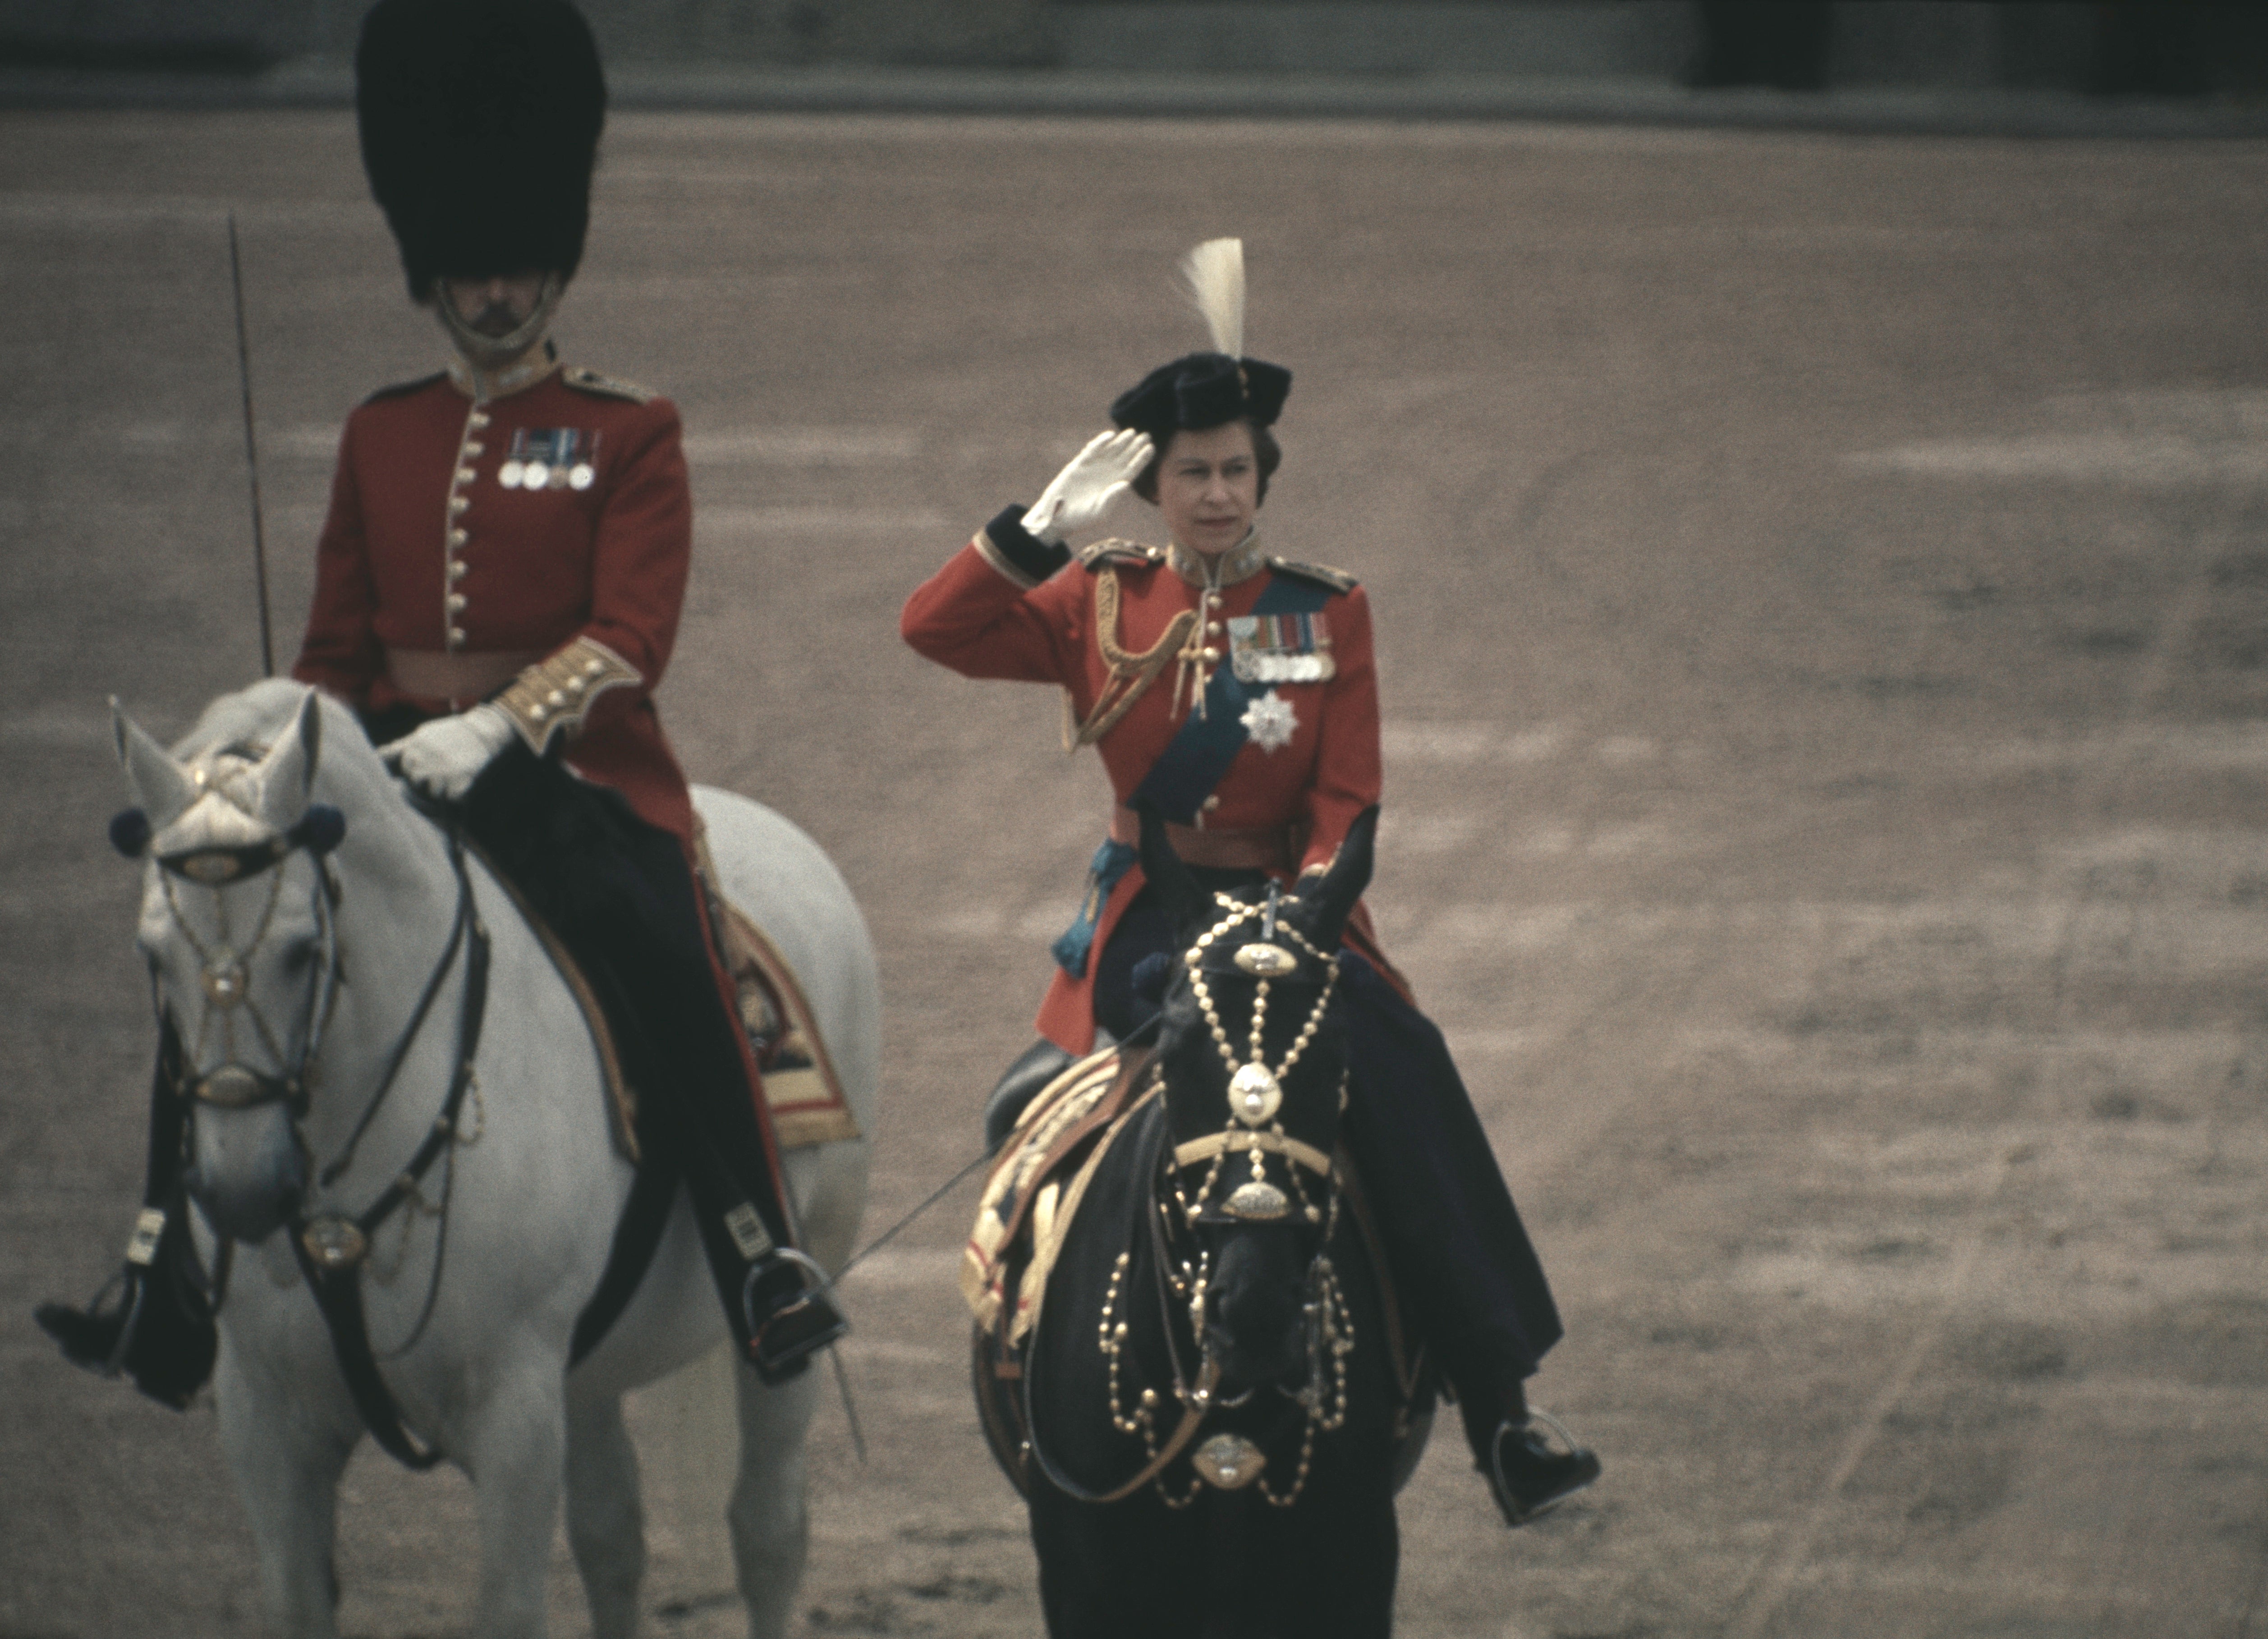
<box><xmin>13</xmin><ymin>62</ymin><xmax>2265</xmax><ymax>141</ymax></box>
<box><xmin>3</xmin><ymin>110</ymin><xmax>2267</xmax><ymax>1638</ymax></box>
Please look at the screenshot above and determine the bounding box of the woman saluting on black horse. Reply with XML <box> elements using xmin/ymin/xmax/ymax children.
<box><xmin>901</xmin><ymin>238</ymin><xmax>1599</xmax><ymax>1530</ymax></box>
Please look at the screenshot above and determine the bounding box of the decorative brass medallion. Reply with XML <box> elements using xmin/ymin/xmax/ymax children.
<box><xmin>1228</xmin><ymin>1062</ymin><xmax>1282</xmax><ymax>1125</ymax></box>
<box><xmin>301</xmin><ymin>1215</ymin><xmax>368</xmax><ymax>1272</ymax></box>
<box><xmin>196</xmin><ymin>1065</ymin><xmax>265</xmax><ymax>1108</ymax></box>
<box><xmin>202</xmin><ymin>955</ymin><xmax>248</xmax><ymax>1009</ymax></box>
<box><xmin>1225</xmin><ymin>1180</ymin><xmax>1290</xmax><ymax>1221</ymax></box>
<box><xmin>1192</xmin><ymin>1432</ymin><xmax>1267</xmax><ymax>1490</ymax></box>
<box><xmin>1233</xmin><ymin>941</ymin><xmax>1298</xmax><ymax>978</ymax></box>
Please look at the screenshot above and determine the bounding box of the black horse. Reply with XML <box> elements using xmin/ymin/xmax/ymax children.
<box><xmin>988</xmin><ymin>807</ymin><xmax>1433</xmax><ymax>1638</ymax></box>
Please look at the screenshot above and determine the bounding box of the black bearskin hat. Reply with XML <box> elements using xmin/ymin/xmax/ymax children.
<box><xmin>356</xmin><ymin>0</ymin><xmax>607</xmax><ymax>301</ymax></box>
<box><xmin>1109</xmin><ymin>351</ymin><xmax>1292</xmax><ymax>444</ymax></box>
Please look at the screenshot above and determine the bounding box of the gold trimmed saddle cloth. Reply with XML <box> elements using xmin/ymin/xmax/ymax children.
<box><xmin>962</xmin><ymin>1046</ymin><xmax>1156</xmax><ymax>1345</ymax></box>
<box><xmin>485</xmin><ymin>853</ymin><xmax>861</xmax><ymax>1159</ymax></box>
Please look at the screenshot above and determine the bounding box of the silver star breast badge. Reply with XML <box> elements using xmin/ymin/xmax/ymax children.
<box><xmin>1240</xmin><ymin>689</ymin><xmax>1298</xmax><ymax>753</ymax></box>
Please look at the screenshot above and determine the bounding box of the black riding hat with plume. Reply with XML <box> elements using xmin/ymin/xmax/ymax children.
<box><xmin>1110</xmin><ymin>239</ymin><xmax>1291</xmax><ymax>440</ymax></box>
<box><xmin>356</xmin><ymin>0</ymin><xmax>607</xmax><ymax>301</ymax></box>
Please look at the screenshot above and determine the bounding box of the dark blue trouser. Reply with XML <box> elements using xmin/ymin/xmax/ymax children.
<box><xmin>363</xmin><ymin>713</ymin><xmax>795</xmax><ymax>1345</ymax></box>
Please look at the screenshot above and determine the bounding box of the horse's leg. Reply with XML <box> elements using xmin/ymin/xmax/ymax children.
<box><xmin>725</xmin><ymin>1353</ymin><xmax>820</xmax><ymax>1639</ymax></box>
<box><xmin>1029</xmin><ymin>1488</ymin><xmax>1198</xmax><ymax>1639</ymax></box>
<box><xmin>463</xmin><ymin>1356</ymin><xmax>573</xmax><ymax>1639</ymax></box>
<box><xmin>565</xmin><ymin>1389</ymin><xmax>647</xmax><ymax>1639</ymax></box>
<box><xmin>1269</xmin><ymin>1481</ymin><xmax>1400</xmax><ymax>1639</ymax></box>
<box><xmin>214</xmin><ymin>1347</ymin><xmax>355</xmax><ymax>1639</ymax></box>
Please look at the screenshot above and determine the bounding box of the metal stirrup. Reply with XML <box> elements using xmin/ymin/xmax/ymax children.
<box><xmin>740</xmin><ymin>1245</ymin><xmax>838</xmax><ymax>1327</ymax></box>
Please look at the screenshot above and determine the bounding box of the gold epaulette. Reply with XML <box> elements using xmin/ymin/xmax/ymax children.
<box><xmin>561</xmin><ymin>365</ymin><xmax>657</xmax><ymax>405</ymax></box>
<box><xmin>1079</xmin><ymin>538</ymin><xmax>1165</xmax><ymax>573</ymax></box>
<box><xmin>1266</xmin><ymin>556</ymin><xmax>1359</xmax><ymax>595</ymax></box>
<box><xmin>495</xmin><ymin>636</ymin><xmax>643</xmax><ymax>754</ymax></box>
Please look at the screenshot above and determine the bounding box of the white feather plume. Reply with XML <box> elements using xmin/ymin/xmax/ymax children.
<box><xmin>1178</xmin><ymin>237</ymin><xmax>1245</xmax><ymax>358</ymax></box>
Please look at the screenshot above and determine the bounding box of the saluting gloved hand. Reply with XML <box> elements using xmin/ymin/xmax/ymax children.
<box><xmin>1022</xmin><ymin>428</ymin><xmax>1154</xmax><ymax>546</ymax></box>
<box><xmin>380</xmin><ymin>703</ymin><xmax>517</xmax><ymax>802</ymax></box>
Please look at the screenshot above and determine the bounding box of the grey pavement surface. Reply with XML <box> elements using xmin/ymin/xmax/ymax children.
<box><xmin>5</xmin><ymin>109</ymin><xmax>2268</xmax><ymax>1637</ymax></box>
<box><xmin>3</xmin><ymin>61</ymin><xmax>2266</xmax><ymax>140</ymax></box>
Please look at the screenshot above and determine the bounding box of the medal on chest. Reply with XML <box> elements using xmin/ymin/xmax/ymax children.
<box><xmin>498</xmin><ymin>427</ymin><xmax>598</xmax><ymax>492</ymax></box>
<box><xmin>1227</xmin><ymin>611</ymin><xmax>1334</xmax><ymax>685</ymax></box>
<box><xmin>1239</xmin><ymin>689</ymin><xmax>1298</xmax><ymax>752</ymax></box>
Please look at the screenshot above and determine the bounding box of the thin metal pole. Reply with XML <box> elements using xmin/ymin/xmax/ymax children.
<box><xmin>834</xmin><ymin>1147</ymin><xmax>991</xmax><ymax>1282</ymax></box>
<box><xmin>228</xmin><ymin>212</ymin><xmax>275</xmax><ymax>679</ymax></box>
<box><xmin>827</xmin><ymin>1345</ymin><xmax>868</xmax><ymax>1465</ymax></box>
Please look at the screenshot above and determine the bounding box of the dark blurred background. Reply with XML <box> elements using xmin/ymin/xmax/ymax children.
<box><xmin>4</xmin><ymin>1</ymin><xmax>2265</xmax><ymax>101</ymax></box>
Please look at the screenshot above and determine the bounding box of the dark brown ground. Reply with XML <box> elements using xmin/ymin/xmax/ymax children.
<box><xmin>4</xmin><ymin>110</ymin><xmax>2268</xmax><ymax>1638</ymax></box>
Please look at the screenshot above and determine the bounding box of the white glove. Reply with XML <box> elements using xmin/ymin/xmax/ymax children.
<box><xmin>380</xmin><ymin>703</ymin><xmax>517</xmax><ymax>801</ymax></box>
<box><xmin>1022</xmin><ymin>428</ymin><xmax>1154</xmax><ymax>546</ymax></box>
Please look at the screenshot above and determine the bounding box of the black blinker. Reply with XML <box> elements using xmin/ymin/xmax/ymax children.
<box><xmin>292</xmin><ymin>804</ymin><xmax>348</xmax><ymax>857</ymax></box>
<box><xmin>109</xmin><ymin>808</ymin><xmax>152</xmax><ymax>858</ymax></box>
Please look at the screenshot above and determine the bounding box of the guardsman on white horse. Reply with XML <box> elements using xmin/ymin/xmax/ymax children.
<box><xmin>289</xmin><ymin>0</ymin><xmax>844</xmax><ymax>1382</ymax></box>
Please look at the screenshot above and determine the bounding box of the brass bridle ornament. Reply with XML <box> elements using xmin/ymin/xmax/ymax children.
<box><xmin>117</xmin><ymin>796</ymin><xmax>348</xmax><ymax>1121</ymax></box>
<box><xmin>1047</xmin><ymin>884</ymin><xmax>1359</xmax><ymax>1509</ymax></box>
<box><xmin>103</xmin><ymin>693</ymin><xmax>492</xmax><ymax>1468</ymax></box>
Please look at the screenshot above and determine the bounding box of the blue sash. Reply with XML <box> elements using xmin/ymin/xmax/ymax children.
<box><xmin>1129</xmin><ymin>574</ymin><xmax>1331</xmax><ymax>823</ymax></box>
<box><xmin>1052</xmin><ymin>571</ymin><xmax>1331</xmax><ymax>977</ymax></box>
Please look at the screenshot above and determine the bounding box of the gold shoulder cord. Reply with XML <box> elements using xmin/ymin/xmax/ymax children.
<box><xmin>1064</xmin><ymin>568</ymin><xmax>1197</xmax><ymax>750</ymax></box>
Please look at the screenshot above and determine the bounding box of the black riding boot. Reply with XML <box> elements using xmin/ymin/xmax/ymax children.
<box><xmin>1335</xmin><ymin>952</ymin><xmax>1601</xmax><ymax>1522</ymax></box>
<box><xmin>1458</xmin><ymin>1377</ymin><xmax>1603</xmax><ymax>1527</ymax></box>
<box><xmin>457</xmin><ymin>744</ymin><xmax>847</xmax><ymax>1383</ymax></box>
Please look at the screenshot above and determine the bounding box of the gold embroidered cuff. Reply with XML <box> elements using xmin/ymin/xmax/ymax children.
<box><xmin>495</xmin><ymin>636</ymin><xmax>641</xmax><ymax>754</ymax></box>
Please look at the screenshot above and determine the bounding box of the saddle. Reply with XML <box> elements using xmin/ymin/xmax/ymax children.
<box><xmin>962</xmin><ymin>1045</ymin><xmax>1157</xmax><ymax>1346</ymax></box>
<box><xmin>485</xmin><ymin>850</ymin><xmax>862</xmax><ymax>1160</ymax></box>
<box><xmin>964</xmin><ymin>1050</ymin><xmax>1436</xmax><ymax>1500</ymax></box>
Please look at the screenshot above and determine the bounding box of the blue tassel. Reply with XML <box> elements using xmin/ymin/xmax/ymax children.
<box><xmin>1051</xmin><ymin>838</ymin><xmax>1139</xmax><ymax>978</ymax></box>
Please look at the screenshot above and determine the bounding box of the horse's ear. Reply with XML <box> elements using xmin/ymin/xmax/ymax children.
<box><xmin>256</xmin><ymin>689</ymin><xmax>322</xmax><ymax>830</ymax></box>
<box><xmin>1298</xmin><ymin>805</ymin><xmax>1378</xmax><ymax>948</ymax></box>
<box><xmin>110</xmin><ymin>697</ymin><xmax>199</xmax><ymax>829</ymax></box>
<box><xmin>1135</xmin><ymin>800</ymin><xmax>1209</xmax><ymax>939</ymax></box>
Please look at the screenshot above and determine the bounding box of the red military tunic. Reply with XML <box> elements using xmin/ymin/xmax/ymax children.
<box><xmin>293</xmin><ymin>348</ymin><xmax>696</xmax><ymax>841</ymax></box>
<box><xmin>902</xmin><ymin>521</ymin><xmax>1392</xmax><ymax>1053</ymax></box>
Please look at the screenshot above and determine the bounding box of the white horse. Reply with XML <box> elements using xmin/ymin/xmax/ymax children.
<box><xmin>110</xmin><ymin>678</ymin><xmax>877</xmax><ymax>1639</ymax></box>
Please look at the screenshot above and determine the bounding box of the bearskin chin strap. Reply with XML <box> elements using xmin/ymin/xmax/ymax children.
<box><xmin>434</xmin><ymin>271</ymin><xmax>563</xmax><ymax>382</ymax></box>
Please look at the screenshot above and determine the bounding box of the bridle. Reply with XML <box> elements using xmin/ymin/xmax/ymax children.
<box><xmin>1029</xmin><ymin>884</ymin><xmax>1358</xmax><ymax>1508</ymax></box>
<box><xmin>140</xmin><ymin>813</ymin><xmax>347</xmax><ymax>1120</ymax></box>
<box><xmin>119</xmin><ymin>780</ymin><xmax>492</xmax><ymax>1469</ymax></box>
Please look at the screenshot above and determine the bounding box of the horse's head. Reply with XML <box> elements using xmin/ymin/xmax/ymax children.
<box><xmin>111</xmin><ymin>683</ymin><xmax>350</xmax><ymax>1244</ymax></box>
<box><xmin>1136</xmin><ymin>802</ymin><xmax>1377</xmax><ymax>1400</ymax></box>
